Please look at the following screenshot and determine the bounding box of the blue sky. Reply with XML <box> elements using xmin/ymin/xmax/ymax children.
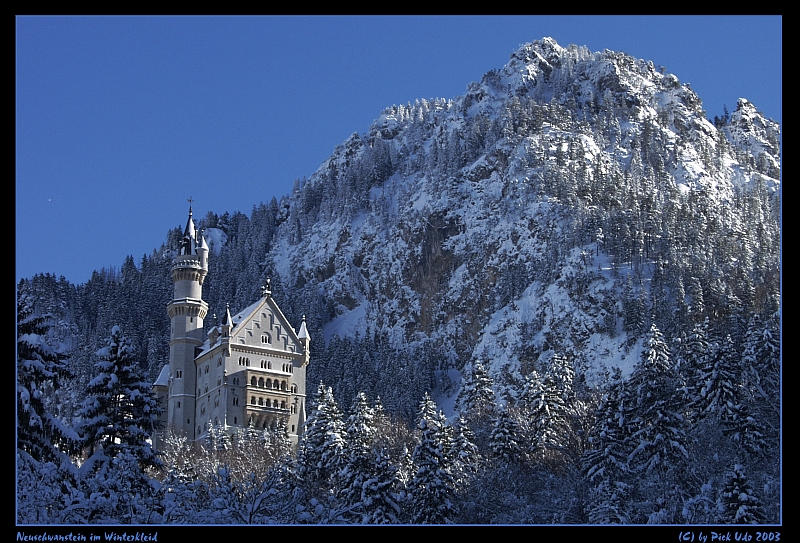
<box><xmin>16</xmin><ymin>15</ymin><xmax>782</xmax><ymax>284</ymax></box>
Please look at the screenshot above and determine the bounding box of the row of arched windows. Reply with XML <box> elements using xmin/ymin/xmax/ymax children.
<box><xmin>250</xmin><ymin>376</ymin><xmax>288</xmax><ymax>391</ymax></box>
<box><xmin>238</xmin><ymin>356</ymin><xmax>250</xmax><ymax>366</ymax></box>
<box><xmin>249</xmin><ymin>396</ymin><xmax>287</xmax><ymax>410</ymax></box>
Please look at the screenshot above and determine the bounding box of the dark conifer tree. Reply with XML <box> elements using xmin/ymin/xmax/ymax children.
<box><xmin>76</xmin><ymin>325</ymin><xmax>161</xmax><ymax>471</ymax></box>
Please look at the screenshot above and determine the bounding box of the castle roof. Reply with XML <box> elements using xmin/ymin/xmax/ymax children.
<box><xmin>298</xmin><ymin>315</ymin><xmax>310</xmax><ymax>341</ymax></box>
<box><xmin>153</xmin><ymin>364</ymin><xmax>170</xmax><ymax>387</ymax></box>
<box><xmin>184</xmin><ymin>205</ymin><xmax>196</xmax><ymax>239</ymax></box>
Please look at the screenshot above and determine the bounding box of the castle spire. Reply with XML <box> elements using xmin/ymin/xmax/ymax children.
<box><xmin>298</xmin><ymin>314</ymin><xmax>310</xmax><ymax>341</ymax></box>
<box><xmin>220</xmin><ymin>302</ymin><xmax>233</xmax><ymax>337</ymax></box>
<box><xmin>184</xmin><ymin>203</ymin><xmax>196</xmax><ymax>240</ymax></box>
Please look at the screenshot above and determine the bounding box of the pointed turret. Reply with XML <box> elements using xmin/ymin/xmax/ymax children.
<box><xmin>298</xmin><ymin>314</ymin><xmax>311</xmax><ymax>367</ymax></box>
<box><xmin>298</xmin><ymin>314</ymin><xmax>310</xmax><ymax>341</ymax></box>
<box><xmin>184</xmin><ymin>203</ymin><xmax>196</xmax><ymax>239</ymax></box>
<box><xmin>197</xmin><ymin>228</ymin><xmax>209</xmax><ymax>272</ymax></box>
<box><xmin>221</xmin><ymin>303</ymin><xmax>233</xmax><ymax>337</ymax></box>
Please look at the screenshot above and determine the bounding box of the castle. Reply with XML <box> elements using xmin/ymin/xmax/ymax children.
<box><xmin>152</xmin><ymin>205</ymin><xmax>309</xmax><ymax>449</ymax></box>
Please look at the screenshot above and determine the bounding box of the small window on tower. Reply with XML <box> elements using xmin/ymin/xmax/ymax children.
<box><xmin>177</xmin><ymin>401</ymin><xmax>181</xmax><ymax>408</ymax></box>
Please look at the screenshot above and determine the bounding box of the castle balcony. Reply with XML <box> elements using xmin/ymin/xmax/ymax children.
<box><xmin>244</xmin><ymin>404</ymin><xmax>290</xmax><ymax>416</ymax></box>
<box><xmin>243</xmin><ymin>369</ymin><xmax>293</xmax><ymax>394</ymax></box>
<box><xmin>171</xmin><ymin>256</ymin><xmax>203</xmax><ymax>270</ymax></box>
<box><xmin>167</xmin><ymin>298</ymin><xmax>209</xmax><ymax>318</ymax></box>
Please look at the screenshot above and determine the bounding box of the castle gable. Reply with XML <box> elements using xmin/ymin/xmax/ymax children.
<box><xmin>229</xmin><ymin>296</ymin><xmax>302</xmax><ymax>354</ymax></box>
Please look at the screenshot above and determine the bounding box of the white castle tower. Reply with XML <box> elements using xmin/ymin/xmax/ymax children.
<box><xmin>165</xmin><ymin>203</ymin><xmax>209</xmax><ymax>438</ymax></box>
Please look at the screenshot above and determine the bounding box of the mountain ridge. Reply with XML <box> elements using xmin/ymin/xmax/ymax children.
<box><xmin>261</xmin><ymin>37</ymin><xmax>779</xmax><ymax>404</ymax></box>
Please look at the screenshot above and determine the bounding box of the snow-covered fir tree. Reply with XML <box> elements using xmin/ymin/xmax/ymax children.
<box><xmin>719</xmin><ymin>464</ymin><xmax>764</xmax><ymax>524</ymax></box>
<box><xmin>17</xmin><ymin>292</ymin><xmax>78</xmax><ymax>463</ymax></box>
<box><xmin>627</xmin><ymin>325</ymin><xmax>688</xmax><ymax>475</ymax></box>
<box><xmin>488</xmin><ymin>408</ymin><xmax>520</xmax><ymax>464</ymax></box>
<box><xmin>337</xmin><ymin>392</ymin><xmax>377</xmax><ymax>520</ymax></box>
<box><xmin>296</xmin><ymin>383</ymin><xmax>347</xmax><ymax>495</ymax></box>
<box><xmin>76</xmin><ymin>325</ymin><xmax>161</xmax><ymax>471</ymax></box>
<box><xmin>408</xmin><ymin>393</ymin><xmax>456</xmax><ymax>524</ymax></box>
<box><xmin>455</xmin><ymin>359</ymin><xmax>497</xmax><ymax>444</ymax></box>
<box><xmin>359</xmin><ymin>447</ymin><xmax>403</xmax><ymax>524</ymax></box>
<box><xmin>450</xmin><ymin>415</ymin><xmax>480</xmax><ymax>485</ymax></box>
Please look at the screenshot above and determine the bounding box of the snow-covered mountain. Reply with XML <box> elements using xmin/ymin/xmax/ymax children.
<box><xmin>260</xmin><ymin>37</ymin><xmax>779</xmax><ymax>408</ymax></box>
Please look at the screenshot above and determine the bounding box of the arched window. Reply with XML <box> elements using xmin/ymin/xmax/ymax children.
<box><xmin>268</xmin><ymin>361</ymin><xmax>272</xmax><ymax>369</ymax></box>
<box><xmin>258</xmin><ymin>377</ymin><xmax>264</xmax><ymax>388</ymax></box>
<box><xmin>280</xmin><ymin>401</ymin><xmax>286</xmax><ymax>409</ymax></box>
<box><xmin>272</xmin><ymin>399</ymin><xmax>278</xmax><ymax>408</ymax></box>
<box><xmin>281</xmin><ymin>381</ymin><xmax>287</xmax><ymax>391</ymax></box>
<box><xmin>234</xmin><ymin>417</ymin><xmax>237</xmax><ymax>424</ymax></box>
<box><xmin>291</xmin><ymin>384</ymin><xmax>297</xmax><ymax>393</ymax></box>
<box><xmin>291</xmin><ymin>405</ymin><xmax>295</xmax><ymax>414</ymax></box>
<box><xmin>258</xmin><ymin>398</ymin><xmax>264</xmax><ymax>406</ymax></box>
<box><xmin>251</xmin><ymin>396</ymin><xmax>256</xmax><ymax>405</ymax></box>
<box><xmin>246</xmin><ymin>358</ymin><xmax>250</xmax><ymax>367</ymax></box>
<box><xmin>251</xmin><ymin>376</ymin><xmax>257</xmax><ymax>386</ymax></box>
<box><xmin>273</xmin><ymin>379</ymin><xmax>279</xmax><ymax>389</ymax></box>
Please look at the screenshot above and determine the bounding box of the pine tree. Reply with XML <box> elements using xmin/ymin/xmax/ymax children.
<box><xmin>338</xmin><ymin>392</ymin><xmax>376</xmax><ymax>519</ymax></box>
<box><xmin>409</xmin><ymin>393</ymin><xmax>455</xmax><ymax>524</ymax></box>
<box><xmin>489</xmin><ymin>408</ymin><xmax>520</xmax><ymax>464</ymax></box>
<box><xmin>360</xmin><ymin>448</ymin><xmax>402</xmax><ymax>524</ymax></box>
<box><xmin>82</xmin><ymin>450</ymin><xmax>160</xmax><ymax>524</ymax></box>
<box><xmin>742</xmin><ymin>313</ymin><xmax>780</xmax><ymax>403</ymax></box>
<box><xmin>696</xmin><ymin>334</ymin><xmax>740</xmax><ymax>422</ymax></box>
<box><xmin>683</xmin><ymin>319</ymin><xmax>711</xmax><ymax>419</ymax></box>
<box><xmin>583</xmin><ymin>369</ymin><xmax>631</xmax><ymax>486</ymax></box>
<box><xmin>627</xmin><ymin>324</ymin><xmax>688</xmax><ymax>478</ymax></box>
<box><xmin>17</xmin><ymin>292</ymin><xmax>78</xmax><ymax>463</ymax></box>
<box><xmin>450</xmin><ymin>415</ymin><xmax>480</xmax><ymax>485</ymax></box>
<box><xmin>719</xmin><ymin>464</ymin><xmax>764</xmax><ymax>524</ymax></box>
<box><xmin>76</xmin><ymin>325</ymin><xmax>161</xmax><ymax>471</ymax></box>
<box><xmin>455</xmin><ymin>359</ymin><xmax>497</xmax><ymax>424</ymax></box>
<box><xmin>518</xmin><ymin>360</ymin><xmax>573</xmax><ymax>462</ymax></box>
<box><xmin>296</xmin><ymin>383</ymin><xmax>347</xmax><ymax>492</ymax></box>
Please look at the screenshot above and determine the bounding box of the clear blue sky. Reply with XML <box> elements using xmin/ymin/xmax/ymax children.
<box><xmin>16</xmin><ymin>15</ymin><xmax>782</xmax><ymax>284</ymax></box>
